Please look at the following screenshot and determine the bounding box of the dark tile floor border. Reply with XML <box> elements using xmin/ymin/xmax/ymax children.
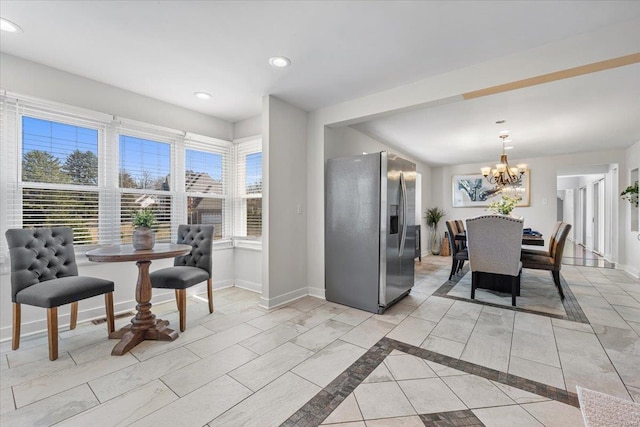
<box><xmin>432</xmin><ymin>266</ymin><xmax>590</xmax><ymax>324</ymax></box>
<box><xmin>420</xmin><ymin>409</ymin><xmax>485</xmax><ymax>427</ymax></box>
<box><xmin>283</xmin><ymin>337</ymin><xmax>579</xmax><ymax>427</ymax></box>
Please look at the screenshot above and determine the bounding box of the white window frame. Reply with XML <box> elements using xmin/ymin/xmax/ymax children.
<box><xmin>233</xmin><ymin>136</ymin><xmax>262</xmax><ymax>249</ymax></box>
<box><xmin>1</xmin><ymin>92</ymin><xmax>259</xmax><ymax>268</ymax></box>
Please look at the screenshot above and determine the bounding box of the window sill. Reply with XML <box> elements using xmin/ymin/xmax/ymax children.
<box><xmin>233</xmin><ymin>238</ymin><xmax>262</xmax><ymax>251</ymax></box>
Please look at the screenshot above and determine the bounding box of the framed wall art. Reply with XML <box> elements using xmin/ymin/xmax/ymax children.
<box><xmin>452</xmin><ymin>171</ymin><xmax>530</xmax><ymax>207</ymax></box>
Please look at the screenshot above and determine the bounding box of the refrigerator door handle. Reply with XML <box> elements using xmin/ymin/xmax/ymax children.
<box><xmin>399</xmin><ymin>171</ymin><xmax>408</xmax><ymax>256</ymax></box>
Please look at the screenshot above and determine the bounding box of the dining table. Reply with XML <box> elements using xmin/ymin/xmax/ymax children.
<box><xmin>86</xmin><ymin>243</ymin><xmax>192</xmax><ymax>356</ymax></box>
<box><xmin>454</xmin><ymin>231</ymin><xmax>545</xmax><ymax>246</ymax></box>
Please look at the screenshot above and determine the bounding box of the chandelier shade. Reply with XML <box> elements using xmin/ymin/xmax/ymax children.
<box><xmin>481</xmin><ymin>133</ymin><xmax>527</xmax><ymax>189</ymax></box>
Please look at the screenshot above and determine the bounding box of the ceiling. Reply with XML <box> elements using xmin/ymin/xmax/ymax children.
<box><xmin>1</xmin><ymin>1</ymin><xmax>640</xmax><ymax>165</ymax></box>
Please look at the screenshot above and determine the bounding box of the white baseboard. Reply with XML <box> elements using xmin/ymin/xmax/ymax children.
<box><xmin>619</xmin><ymin>264</ymin><xmax>640</xmax><ymax>279</ymax></box>
<box><xmin>258</xmin><ymin>287</ymin><xmax>308</xmax><ymax>310</ymax></box>
<box><xmin>235</xmin><ymin>279</ymin><xmax>262</xmax><ymax>293</ymax></box>
<box><xmin>307</xmin><ymin>286</ymin><xmax>325</xmax><ymax>299</ymax></box>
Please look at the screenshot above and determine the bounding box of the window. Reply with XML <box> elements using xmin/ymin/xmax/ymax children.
<box><xmin>185</xmin><ymin>144</ymin><xmax>229</xmax><ymax>240</ymax></box>
<box><xmin>1</xmin><ymin>94</ymin><xmax>259</xmax><ymax>261</ymax></box>
<box><xmin>235</xmin><ymin>139</ymin><xmax>262</xmax><ymax>239</ymax></box>
<box><xmin>119</xmin><ymin>134</ymin><xmax>172</xmax><ymax>243</ymax></box>
<box><xmin>20</xmin><ymin>115</ymin><xmax>101</xmax><ymax>246</ymax></box>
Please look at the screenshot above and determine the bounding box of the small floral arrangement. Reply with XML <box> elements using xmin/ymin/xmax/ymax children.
<box><xmin>132</xmin><ymin>208</ymin><xmax>155</xmax><ymax>228</ymax></box>
<box><xmin>620</xmin><ymin>181</ymin><xmax>638</xmax><ymax>208</ymax></box>
<box><xmin>487</xmin><ymin>196</ymin><xmax>520</xmax><ymax>216</ymax></box>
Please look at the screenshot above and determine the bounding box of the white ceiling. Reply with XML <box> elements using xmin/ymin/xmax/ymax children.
<box><xmin>1</xmin><ymin>1</ymin><xmax>640</xmax><ymax>165</ymax></box>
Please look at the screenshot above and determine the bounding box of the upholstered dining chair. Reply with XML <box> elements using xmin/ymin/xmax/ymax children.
<box><xmin>521</xmin><ymin>222</ymin><xmax>572</xmax><ymax>299</ymax></box>
<box><xmin>5</xmin><ymin>227</ymin><xmax>115</xmax><ymax>361</ymax></box>
<box><xmin>454</xmin><ymin>219</ymin><xmax>467</xmax><ymax>250</ymax></box>
<box><xmin>445</xmin><ymin>220</ymin><xmax>468</xmax><ymax>280</ymax></box>
<box><xmin>150</xmin><ymin>224</ymin><xmax>214</xmax><ymax>331</ymax></box>
<box><xmin>466</xmin><ymin>215</ymin><xmax>524</xmax><ymax>306</ymax></box>
<box><xmin>521</xmin><ymin>221</ymin><xmax>561</xmax><ymax>257</ymax></box>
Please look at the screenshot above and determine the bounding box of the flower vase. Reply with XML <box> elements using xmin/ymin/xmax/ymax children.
<box><xmin>430</xmin><ymin>227</ymin><xmax>441</xmax><ymax>255</ymax></box>
<box><xmin>132</xmin><ymin>226</ymin><xmax>155</xmax><ymax>250</ymax></box>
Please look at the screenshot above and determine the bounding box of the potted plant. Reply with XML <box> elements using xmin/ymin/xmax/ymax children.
<box><xmin>132</xmin><ymin>208</ymin><xmax>156</xmax><ymax>250</ymax></box>
<box><xmin>487</xmin><ymin>195</ymin><xmax>520</xmax><ymax>216</ymax></box>
<box><xmin>425</xmin><ymin>207</ymin><xmax>446</xmax><ymax>255</ymax></box>
<box><xmin>620</xmin><ymin>181</ymin><xmax>638</xmax><ymax>208</ymax></box>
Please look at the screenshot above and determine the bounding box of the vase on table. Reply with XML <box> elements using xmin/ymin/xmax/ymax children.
<box><xmin>132</xmin><ymin>226</ymin><xmax>156</xmax><ymax>250</ymax></box>
<box><xmin>429</xmin><ymin>226</ymin><xmax>441</xmax><ymax>255</ymax></box>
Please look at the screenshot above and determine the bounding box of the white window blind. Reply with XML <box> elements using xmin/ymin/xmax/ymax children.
<box><xmin>234</xmin><ymin>138</ymin><xmax>262</xmax><ymax>239</ymax></box>
<box><xmin>185</xmin><ymin>135</ymin><xmax>232</xmax><ymax>240</ymax></box>
<box><xmin>11</xmin><ymin>100</ymin><xmax>108</xmax><ymax>248</ymax></box>
<box><xmin>118</xmin><ymin>127</ymin><xmax>176</xmax><ymax>243</ymax></box>
<box><xmin>1</xmin><ymin>92</ymin><xmax>258</xmax><ymax>264</ymax></box>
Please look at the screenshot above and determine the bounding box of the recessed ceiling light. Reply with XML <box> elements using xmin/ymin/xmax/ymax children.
<box><xmin>499</xmin><ymin>130</ymin><xmax>510</xmax><ymax>135</ymax></box>
<box><xmin>194</xmin><ymin>92</ymin><xmax>212</xmax><ymax>100</ymax></box>
<box><xmin>504</xmin><ymin>146</ymin><xmax>514</xmax><ymax>150</ymax></box>
<box><xmin>269</xmin><ymin>56</ymin><xmax>291</xmax><ymax>68</ymax></box>
<box><xmin>0</xmin><ymin>17</ymin><xmax>23</xmax><ymax>33</ymax></box>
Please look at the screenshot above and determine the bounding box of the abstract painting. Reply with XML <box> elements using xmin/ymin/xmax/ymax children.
<box><xmin>452</xmin><ymin>172</ymin><xmax>530</xmax><ymax>207</ymax></box>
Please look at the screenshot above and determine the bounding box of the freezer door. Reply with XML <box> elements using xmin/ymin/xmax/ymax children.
<box><xmin>325</xmin><ymin>153</ymin><xmax>382</xmax><ymax>313</ymax></box>
<box><xmin>383</xmin><ymin>154</ymin><xmax>416</xmax><ymax>307</ymax></box>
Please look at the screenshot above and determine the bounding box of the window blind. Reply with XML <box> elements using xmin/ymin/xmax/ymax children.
<box><xmin>234</xmin><ymin>138</ymin><xmax>262</xmax><ymax>239</ymax></box>
<box><xmin>185</xmin><ymin>135</ymin><xmax>232</xmax><ymax>240</ymax></box>
<box><xmin>5</xmin><ymin>97</ymin><xmax>109</xmax><ymax>250</ymax></box>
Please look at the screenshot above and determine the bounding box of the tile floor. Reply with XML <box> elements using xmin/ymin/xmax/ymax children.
<box><xmin>1</xmin><ymin>256</ymin><xmax>638</xmax><ymax>426</ymax></box>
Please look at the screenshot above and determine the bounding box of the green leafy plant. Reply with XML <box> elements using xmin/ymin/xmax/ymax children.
<box><xmin>620</xmin><ymin>181</ymin><xmax>638</xmax><ymax>208</ymax></box>
<box><xmin>132</xmin><ymin>208</ymin><xmax>155</xmax><ymax>228</ymax></box>
<box><xmin>487</xmin><ymin>195</ymin><xmax>520</xmax><ymax>215</ymax></box>
<box><xmin>425</xmin><ymin>207</ymin><xmax>446</xmax><ymax>229</ymax></box>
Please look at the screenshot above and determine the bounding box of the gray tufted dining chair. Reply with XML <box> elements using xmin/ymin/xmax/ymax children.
<box><xmin>5</xmin><ymin>227</ymin><xmax>115</xmax><ymax>361</ymax></box>
<box><xmin>150</xmin><ymin>224</ymin><xmax>214</xmax><ymax>331</ymax></box>
<box><xmin>466</xmin><ymin>215</ymin><xmax>524</xmax><ymax>306</ymax></box>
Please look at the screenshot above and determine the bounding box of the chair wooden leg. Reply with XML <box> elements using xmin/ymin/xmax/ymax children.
<box><xmin>512</xmin><ymin>275</ymin><xmax>519</xmax><ymax>307</ymax></box>
<box><xmin>12</xmin><ymin>303</ymin><xmax>21</xmax><ymax>350</ymax></box>
<box><xmin>47</xmin><ymin>307</ymin><xmax>58</xmax><ymax>361</ymax></box>
<box><xmin>207</xmin><ymin>278</ymin><xmax>214</xmax><ymax>314</ymax></box>
<box><xmin>70</xmin><ymin>301</ymin><xmax>78</xmax><ymax>330</ymax></box>
<box><xmin>178</xmin><ymin>289</ymin><xmax>187</xmax><ymax>332</ymax></box>
<box><xmin>449</xmin><ymin>259</ymin><xmax>457</xmax><ymax>280</ymax></box>
<box><xmin>552</xmin><ymin>271</ymin><xmax>565</xmax><ymax>300</ymax></box>
<box><xmin>458</xmin><ymin>260</ymin><xmax>465</xmax><ymax>272</ymax></box>
<box><xmin>175</xmin><ymin>289</ymin><xmax>181</xmax><ymax>310</ymax></box>
<box><xmin>471</xmin><ymin>271</ymin><xmax>477</xmax><ymax>300</ymax></box>
<box><xmin>104</xmin><ymin>292</ymin><xmax>115</xmax><ymax>334</ymax></box>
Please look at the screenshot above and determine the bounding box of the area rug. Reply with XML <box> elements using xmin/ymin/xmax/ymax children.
<box><xmin>577</xmin><ymin>386</ymin><xmax>640</xmax><ymax>427</ymax></box>
<box><xmin>433</xmin><ymin>267</ymin><xmax>590</xmax><ymax>323</ymax></box>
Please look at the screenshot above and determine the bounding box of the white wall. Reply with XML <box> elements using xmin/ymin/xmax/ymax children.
<box><xmin>563</xmin><ymin>189</ymin><xmax>576</xmax><ymax>241</ymax></box>
<box><xmin>624</xmin><ymin>140</ymin><xmax>640</xmax><ymax>277</ymax></box>
<box><xmin>233</xmin><ymin>114</ymin><xmax>261</xmax><ymax>140</ymax></box>
<box><xmin>234</xmin><ymin>247</ymin><xmax>262</xmax><ymax>293</ymax></box>
<box><xmin>1</xmin><ymin>53</ymin><xmax>233</xmax><ymax>141</ymax></box>
<box><xmin>261</xmin><ymin>96</ymin><xmax>308</xmax><ymax>308</ymax></box>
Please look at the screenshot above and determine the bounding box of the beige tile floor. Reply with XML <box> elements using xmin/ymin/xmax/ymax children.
<box><xmin>1</xmin><ymin>256</ymin><xmax>638</xmax><ymax>426</ymax></box>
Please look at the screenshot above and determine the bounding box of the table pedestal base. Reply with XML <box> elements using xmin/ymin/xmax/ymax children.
<box><xmin>109</xmin><ymin>319</ymin><xmax>178</xmax><ymax>356</ymax></box>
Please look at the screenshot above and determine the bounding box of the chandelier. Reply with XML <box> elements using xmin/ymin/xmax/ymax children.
<box><xmin>481</xmin><ymin>132</ymin><xmax>527</xmax><ymax>189</ymax></box>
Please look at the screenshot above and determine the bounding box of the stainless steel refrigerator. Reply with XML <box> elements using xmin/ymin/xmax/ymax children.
<box><xmin>325</xmin><ymin>151</ymin><xmax>416</xmax><ymax>314</ymax></box>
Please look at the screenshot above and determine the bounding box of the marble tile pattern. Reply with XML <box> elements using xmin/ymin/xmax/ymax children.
<box><xmin>1</xmin><ymin>258</ymin><xmax>638</xmax><ymax>426</ymax></box>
